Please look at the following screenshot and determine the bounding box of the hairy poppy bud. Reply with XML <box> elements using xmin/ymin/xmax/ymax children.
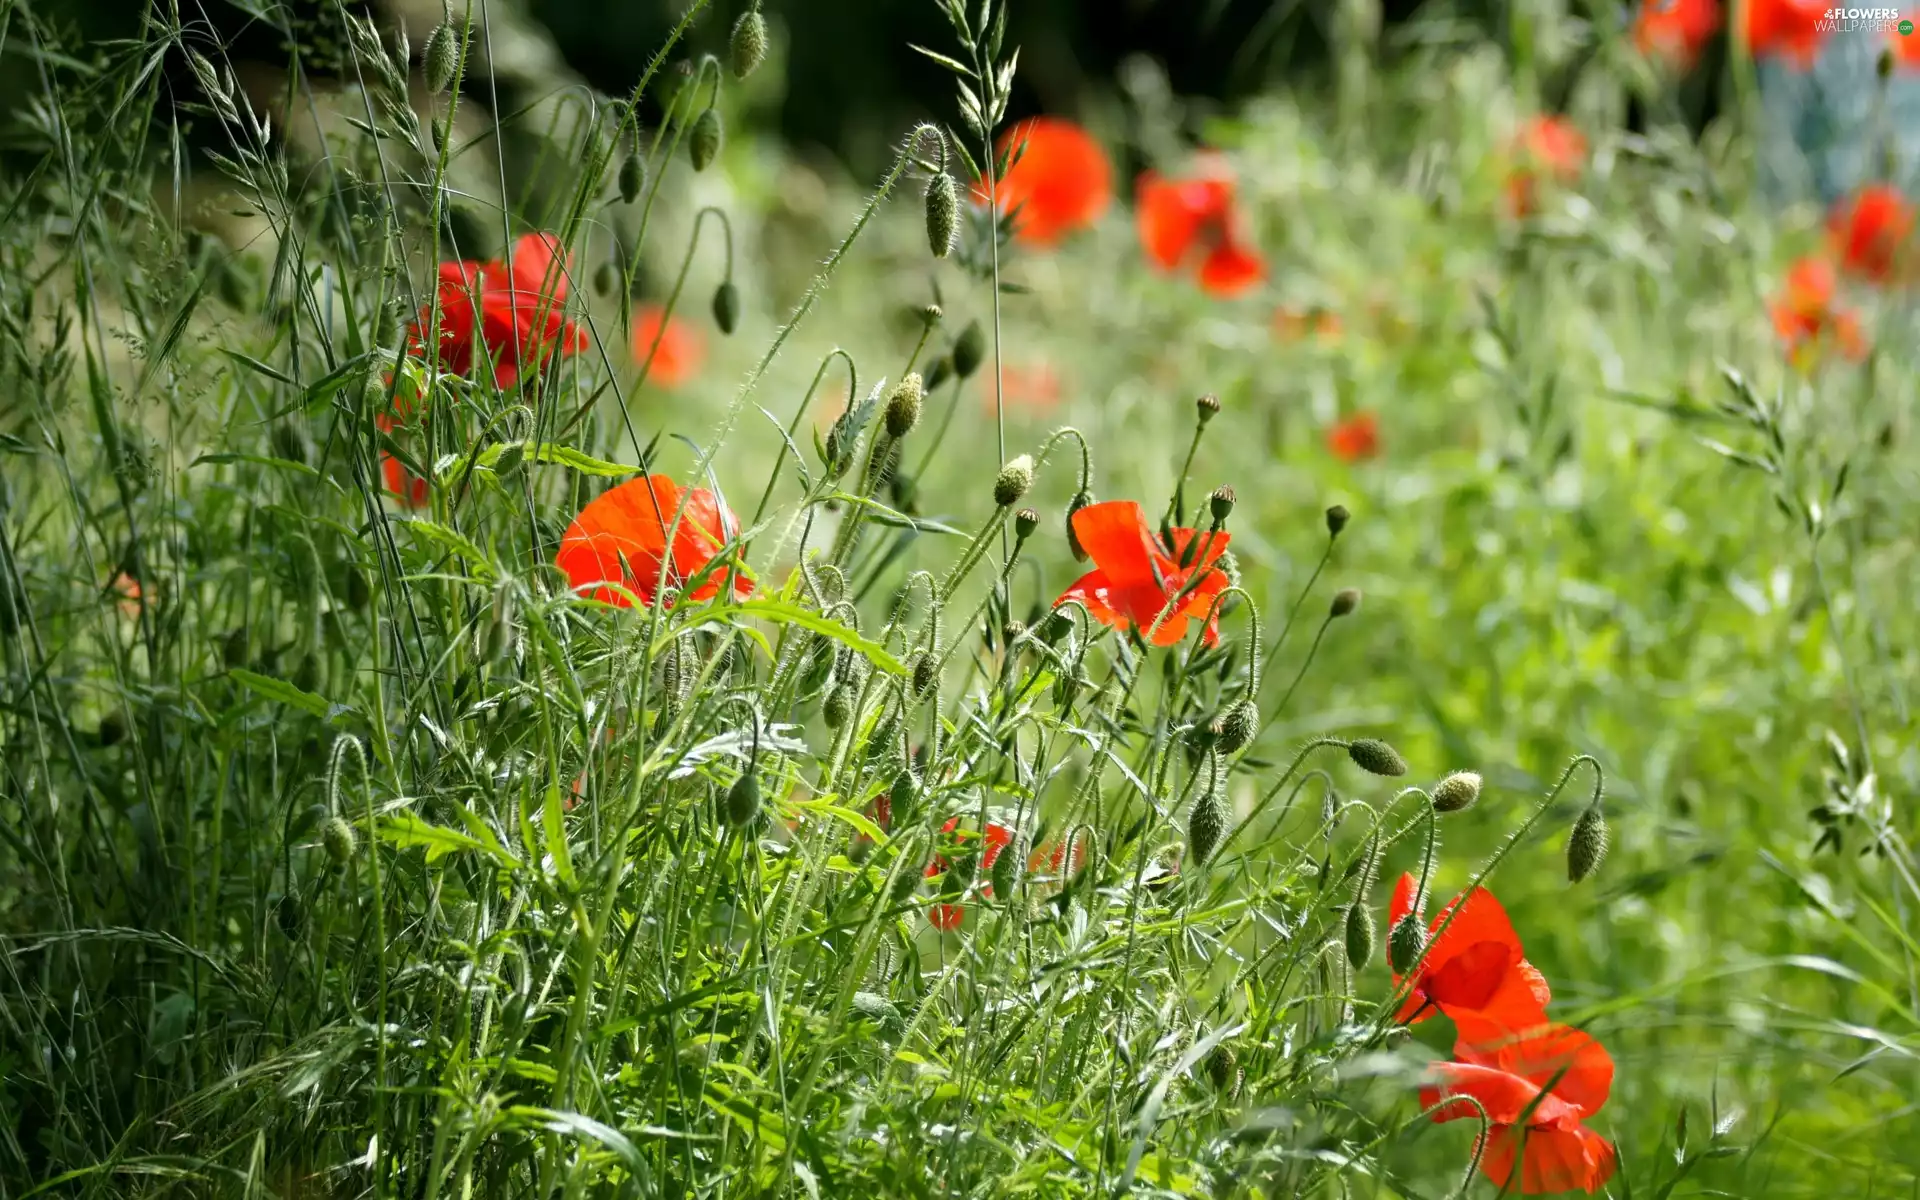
<box><xmin>293</xmin><ymin>653</ymin><xmax>322</xmax><ymax>693</ymax></box>
<box><xmin>712</xmin><ymin>280</ymin><xmax>740</xmax><ymax>335</ymax></box>
<box><xmin>1330</xmin><ymin>588</ymin><xmax>1361</xmax><ymax>618</ymax></box>
<box><xmin>952</xmin><ymin>319</ymin><xmax>986</xmax><ymax>379</ymax></box>
<box><xmin>1345</xmin><ymin>898</ymin><xmax>1376</xmax><ymax>969</ymax></box>
<box><xmin>1209</xmin><ymin>485</ymin><xmax>1236</xmax><ymax>527</ymax></box>
<box><xmin>925</xmin><ymin>171</ymin><xmax>958</xmax><ymax>258</ymax></box>
<box><xmin>493</xmin><ymin>441</ymin><xmax>525</xmax><ymax>481</ymax></box>
<box><xmin>884</xmin><ymin>372</ymin><xmax>924</xmax><ymax>438</ymax></box>
<box><xmin>1431</xmin><ymin>770</ymin><xmax>1482</xmax><ymax>814</ymax></box>
<box><xmin>1205</xmin><ymin>1043</ymin><xmax>1241</xmax><ymax>1098</ymax></box>
<box><xmin>993</xmin><ymin>454</ymin><xmax>1034</xmax><ymax>508</ymax></box>
<box><xmin>1013</xmin><ymin>507</ymin><xmax>1040</xmax><ymax>541</ymax></box>
<box><xmin>430</xmin><ymin>117</ymin><xmax>450</xmax><ymax>155</ymax></box>
<box><xmin>689</xmin><ymin>108</ymin><xmax>722</xmax><ymax>171</ymax></box>
<box><xmin>911</xmin><ymin>652</ymin><xmax>938</xmax><ymax>699</ymax></box>
<box><xmin>990</xmin><ymin>836</ymin><xmax>1024</xmax><ymax>901</ymax></box>
<box><xmin>1188</xmin><ymin>784</ymin><xmax>1227</xmax><ymax>866</ymax></box>
<box><xmin>98</xmin><ymin>711</ymin><xmax>126</xmax><ymax>747</ymax></box>
<box><xmin>423</xmin><ymin>19</ymin><xmax>462</xmax><ymax>93</ymax></box>
<box><xmin>593</xmin><ymin>260</ymin><xmax>617</xmax><ymax>297</ymax></box>
<box><xmin>1196</xmin><ymin>393</ymin><xmax>1221</xmax><ymax>424</ymax></box>
<box><xmin>1065</xmin><ymin>489</ymin><xmax>1094</xmax><ymax>561</ymax></box>
<box><xmin>823</xmin><ymin>681</ymin><xmax>853</xmax><ymax>729</ymax></box>
<box><xmin>271</xmin><ymin>422</ymin><xmax>308</xmax><ymax>465</ymax></box>
<box><xmin>223</xmin><ymin>627</ymin><xmax>249</xmax><ymax>669</ymax></box>
<box><xmin>924</xmin><ymin>354</ymin><xmax>953</xmax><ymax>392</ymax></box>
<box><xmin>1568</xmin><ymin>803</ymin><xmax>1609</xmax><ymax>883</ymax></box>
<box><xmin>729</xmin><ymin>7</ymin><xmax>767</xmax><ymax>79</ymax></box>
<box><xmin>276</xmin><ymin>892</ymin><xmax>305</xmax><ymax>940</ymax></box>
<box><xmin>725</xmin><ymin>770</ymin><xmax>761</xmax><ymax>826</ymax></box>
<box><xmin>322</xmin><ymin>815</ymin><xmax>357</xmax><ymax>865</ymax></box>
<box><xmin>1326</xmin><ymin>504</ymin><xmax>1350</xmax><ymax>538</ymax></box>
<box><xmin>1387</xmin><ymin>911</ymin><xmax>1426</xmax><ymax>974</ymax></box>
<box><xmin>1880</xmin><ymin>44</ymin><xmax>1896</xmax><ymax>80</ymax></box>
<box><xmin>344</xmin><ymin>565</ymin><xmax>371</xmax><ymax>610</ymax></box>
<box><xmin>1214</xmin><ymin>699</ymin><xmax>1258</xmax><ymax>756</ymax></box>
<box><xmin>618</xmin><ymin>149</ymin><xmax>645</xmax><ymax>205</ymax></box>
<box><xmin>1348</xmin><ymin>737</ymin><xmax>1407</xmax><ymax>777</ymax></box>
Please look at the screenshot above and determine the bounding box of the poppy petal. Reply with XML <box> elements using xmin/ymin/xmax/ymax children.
<box><xmin>1497</xmin><ymin>1024</ymin><xmax>1614</xmax><ymax>1119</ymax></box>
<box><xmin>1199</xmin><ymin>239</ymin><xmax>1265</xmax><ymax>296</ymax></box>
<box><xmin>1070</xmin><ymin>501</ymin><xmax>1160</xmax><ymax>589</ymax></box>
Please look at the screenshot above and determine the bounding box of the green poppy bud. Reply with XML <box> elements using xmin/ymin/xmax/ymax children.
<box><xmin>689</xmin><ymin>108</ymin><xmax>722</xmax><ymax>171</ymax></box>
<box><xmin>729</xmin><ymin>8</ymin><xmax>768</xmax><ymax>79</ymax></box>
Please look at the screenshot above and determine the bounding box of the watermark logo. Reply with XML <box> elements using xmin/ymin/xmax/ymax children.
<box><xmin>1819</xmin><ymin>6</ymin><xmax>1904</xmax><ymax>32</ymax></box>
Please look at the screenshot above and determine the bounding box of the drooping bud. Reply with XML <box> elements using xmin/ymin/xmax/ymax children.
<box><xmin>1065</xmin><ymin>489</ymin><xmax>1094</xmax><ymax>561</ymax></box>
<box><xmin>729</xmin><ymin>7</ymin><xmax>768</xmax><ymax>79</ymax></box>
<box><xmin>293</xmin><ymin>653</ymin><xmax>322</xmax><ymax>693</ymax></box>
<box><xmin>1213</xmin><ymin>699</ymin><xmax>1258</xmax><ymax>756</ymax></box>
<box><xmin>884</xmin><ymin>372</ymin><xmax>924</xmax><ymax>438</ymax></box>
<box><xmin>1188</xmin><ymin>783</ymin><xmax>1228</xmax><ymax>866</ymax></box>
<box><xmin>990</xmin><ymin>835</ymin><xmax>1024</xmax><ymax>901</ymax></box>
<box><xmin>823</xmin><ymin>681</ymin><xmax>853</xmax><ymax>729</ymax></box>
<box><xmin>952</xmin><ymin>319</ymin><xmax>986</xmax><ymax>379</ymax></box>
<box><xmin>430</xmin><ymin>117</ymin><xmax>450</xmax><ymax>155</ymax></box>
<box><xmin>1348</xmin><ymin>737</ymin><xmax>1407</xmax><ymax>777</ymax></box>
<box><xmin>1196</xmin><ymin>393</ymin><xmax>1221</xmax><ymax>424</ymax></box>
<box><xmin>1345</xmin><ymin>898</ymin><xmax>1376</xmax><ymax>969</ymax></box>
<box><xmin>1013</xmin><ymin>507</ymin><xmax>1040</xmax><ymax>541</ymax></box>
<box><xmin>911</xmin><ymin>652</ymin><xmax>938</xmax><ymax>699</ymax></box>
<box><xmin>276</xmin><ymin>892</ymin><xmax>305</xmax><ymax>939</ymax></box>
<box><xmin>1880</xmin><ymin>43</ymin><xmax>1896</xmax><ymax>80</ymax></box>
<box><xmin>993</xmin><ymin>454</ymin><xmax>1034</xmax><ymax>508</ymax></box>
<box><xmin>689</xmin><ymin>108</ymin><xmax>722</xmax><ymax>171</ymax></box>
<box><xmin>222</xmin><ymin>627</ymin><xmax>249</xmax><ymax>670</ymax></box>
<box><xmin>1567</xmin><ymin>803</ymin><xmax>1609</xmax><ymax>883</ymax></box>
<box><xmin>492</xmin><ymin>441</ymin><xmax>525</xmax><ymax>481</ymax></box>
<box><xmin>924</xmin><ymin>355</ymin><xmax>953</xmax><ymax>392</ymax></box>
<box><xmin>1209</xmin><ymin>485</ymin><xmax>1236</xmax><ymax>527</ymax></box>
<box><xmin>1388</xmin><ymin>911</ymin><xmax>1426</xmax><ymax>974</ymax></box>
<box><xmin>925</xmin><ymin>171</ymin><xmax>958</xmax><ymax>258</ymax></box>
<box><xmin>712</xmin><ymin>280</ymin><xmax>740</xmax><ymax>335</ymax></box>
<box><xmin>344</xmin><ymin>564</ymin><xmax>371</xmax><ymax>610</ymax></box>
<box><xmin>618</xmin><ymin>149</ymin><xmax>645</xmax><ymax>204</ymax></box>
<box><xmin>1330</xmin><ymin>588</ymin><xmax>1361</xmax><ymax>618</ymax></box>
<box><xmin>271</xmin><ymin>422</ymin><xmax>308</xmax><ymax>465</ymax></box>
<box><xmin>423</xmin><ymin>19</ymin><xmax>462</xmax><ymax>93</ymax></box>
<box><xmin>1205</xmin><ymin>1043</ymin><xmax>1241</xmax><ymax>1098</ymax></box>
<box><xmin>98</xmin><ymin>711</ymin><xmax>127</xmax><ymax>747</ymax></box>
<box><xmin>1431</xmin><ymin>770</ymin><xmax>1482</xmax><ymax>814</ymax></box>
<box><xmin>322</xmin><ymin>815</ymin><xmax>357</xmax><ymax>865</ymax></box>
<box><xmin>725</xmin><ymin>770</ymin><xmax>761</xmax><ymax>826</ymax></box>
<box><xmin>593</xmin><ymin>260</ymin><xmax>617</xmax><ymax>297</ymax></box>
<box><xmin>1326</xmin><ymin>504</ymin><xmax>1350</xmax><ymax>538</ymax></box>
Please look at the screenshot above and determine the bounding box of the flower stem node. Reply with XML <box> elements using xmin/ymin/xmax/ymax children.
<box><xmin>1208</xmin><ymin>485</ymin><xmax>1236</xmax><ymax>527</ymax></box>
<box><xmin>1330</xmin><ymin>587</ymin><xmax>1361</xmax><ymax>618</ymax></box>
<box><xmin>952</xmin><ymin>319</ymin><xmax>986</xmax><ymax>379</ymax></box>
<box><xmin>884</xmin><ymin>372</ymin><xmax>925</xmax><ymax>438</ymax></box>
<box><xmin>689</xmin><ymin>108</ymin><xmax>723</xmax><ymax>171</ymax></box>
<box><xmin>725</xmin><ymin>771</ymin><xmax>761</xmax><ymax>827</ymax></box>
<box><xmin>729</xmin><ymin>8</ymin><xmax>768</xmax><ymax>79</ymax></box>
<box><xmin>1568</xmin><ymin>803</ymin><xmax>1610</xmax><ymax>883</ymax></box>
<box><xmin>322</xmin><ymin>815</ymin><xmax>358</xmax><ymax>866</ymax></box>
<box><xmin>926</xmin><ymin>171</ymin><xmax>958</xmax><ymax>258</ymax></box>
<box><xmin>1013</xmin><ymin>507</ymin><xmax>1040</xmax><ymax>541</ymax></box>
<box><xmin>1348</xmin><ymin>737</ymin><xmax>1407</xmax><ymax>777</ymax></box>
<box><xmin>993</xmin><ymin>455</ymin><xmax>1034</xmax><ymax>508</ymax></box>
<box><xmin>1326</xmin><ymin>504</ymin><xmax>1350</xmax><ymax>538</ymax></box>
<box><xmin>1431</xmin><ymin>770</ymin><xmax>1483</xmax><ymax>814</ymax></box>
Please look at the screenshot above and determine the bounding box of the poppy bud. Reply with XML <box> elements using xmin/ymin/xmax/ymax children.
<box><xmin>952</xmin><ymin>319</ymin><xmax>986</xmax><ymax>379</ymax></box>
<box><xmin>725</xmin><ymin>770</ymin><xmax>761</xmax><ymax>827</ymax></box>
<box><xmin>1326</xmin><ymin>504</ymin><xmax>1350</xmax><ymax>538</ymax></box>
<box><xmin>924</xmin><ymin>354</ymin><xmax>953</xmax><ymax>392</ymax></box>
<box><xmin>925</xmin><ymin>171</ymin><xmax>958</xmax><ymax>258</ymax></box>
<box><xmin>823</xmin><ymin>681</ymin><xmax>853</xmax><ymax>729</ymax></box>
<box><xmin>293</xmin><ymin>653</ymin><xmax>321</xmax><ymax>693</ymax></box>
<box><xmin>1330</xmin><ymin>588</ymin><xmax>1361</xmax><ymax>618</ymax></box>
<box><xmin>990</xmin><ymin>836</ymin><xmax>1024</xmax><ymax>901</ymax></box>
<box><xmin>920</xmin><ymin>303</ymin><xmax>944</xmax><ymax>326</ymax></box>
<box><xmin>884</xmin><ymin>372</ymin><xmax>924</xmax><ymax>438</ymax></box>
<box><xmin>593</xmin><ymin>260</ymin><xmax>617</xmax><ymax>297</ymax></box>
<box><xmin>322</xmin><ymin>815</ymin><xmax>357</xmax><ymax>866</ymax></box>
<box><xmin>1013</xmin><ymin>507</ymin><xmax>1039</xmax><ymax>541</ymax></box>
<box><xmin>275</xmin><ymin>892</ymin><xmax>305</xmax><ymax>940</ymax></box>
<box><xmin>98</xmin><ymin>711</ymin><xmax>126</xmax><ymax>747</ymax></box>
<box><xmin>1196</xmin><ymin>393</ymin><xmax>1220</xmax><ymax>425</ymax></box>
<box><xmin>223</xmin><ymin>627</ymin><xmax>249</xmax><ymax>669</ymax></box>
<box><xmin>1347</xmin><ymin>737</ymin><xmax>1407</xmax><ymax>777</ymax></box>
<box><xmin>1344</xmin><ymin>898</ymin><xmax>1376</xmax><ymax>969</ymax></box>
<box><xmin>1209</xmin><ymin>485</ymin><xmax>1235</xmax><ymax>527</ymax></box>
<box><xmin>423</xmin><ymin>19</ymin><xmax>462</xmax><ymax>93</ymax></box>
<box><xmin>430</xmin><ymin>117</ymin><xmax>450</xmax><ymax>155</ymax></box>
<box><xmin>729</xmin><ymin>7</ymin><xmax>767</xmax><ymax>79</ymax></box>
<box><xmin>1567</xmin><ymin>802</ymin><xmax>1609</xmax><ymax>883</ymax></box>
<box><xmin>889</xmin><ymin>768</ymin><xmax>918</xmax><ymax>822</ymax></box>
<box><xmin>1188</xmin><ymin>783</ymin><xmax>1227</xmax><ymax>866</ymax></box>
<box><xmin>1214</xmin><ymin>699</ymin><xmax>1258</xmax><ymax>756</ymax></box>
<box><xmin>344</xmin><ymin>564</ymin><xmax>371</xmax><ymax>610</ymax></box>
<box><xmin>618</xmin><ymin>149</ymin><xmax>645</xmax><ymax>205</ymax></box>
<box><xmin>1431</xmin><ymin>770</ymin><xmax>1482</xmax><ymax>814</ymax></box>
<box><xmin>890</xmin><ymin>855</ymin><xmax>924</xmax><ymax>903</ymax></box>
<box><xmin>712</xmin><ymin>280</ymin><xmax>740</xmax><ymax>335</ymax></box>
<box><xmin>993</xmin><ymin>455</ymin><xmax>1034</xmax><ymax>508</ymax></box>
<box><xmin>911</xmin><ymin>652</ymin><xmax>938</xmax><ymax>699</ymax></box>
<box><xmin>1205</xmin><ymin>1043</ymin><xmax>1241</xmax><ymax>1099</ymax></box>
<box><xmin>689</xmin><ymin>108</ymin><xmax>722</xmax><ymax>171</ymax></box>
<box><xmin>1880</xmin><ymin>44</ymin><xmax>1896</xmax><ymax>80</ymax></box>
<box><xmin>1065</xmin><ymin>489</ymin><xmax>1094</xmax><ymax>561</ymax></box>
<box><xmin>493</xmin><ymin>440</ymin><xmax>525</xmax><ymax>481</ymax></box>
<box><xmin>1387</xmin><ymin>911</ymin><xmax>1426</xmax><ymax>974</ymax></box>
<box><xmin>271</xmin><ymin>422</ymin><xmax>308</xmax><ymax>465</ymax></box>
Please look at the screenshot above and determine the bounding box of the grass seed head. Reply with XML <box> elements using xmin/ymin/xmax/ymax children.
<box><xmin>1348</xmin><ymin>737</ymin><xmax>1407</xmax><ymax>777</ymax></box>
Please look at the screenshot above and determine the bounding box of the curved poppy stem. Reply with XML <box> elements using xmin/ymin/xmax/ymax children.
<box><xmin>1197</xmin><ymin>585</ymin><xmax>1262</xmax><ymax>695</ymax></box>
<box><xmin>1213</xmin><ymin>737</ymin><xmax>1350</xmax><ymax>862</ymax></box>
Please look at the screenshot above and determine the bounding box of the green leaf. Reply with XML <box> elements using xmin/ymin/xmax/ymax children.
<box><xmin>379</xmin><ymin>811</ymin><xmax>499</xmax><ymax>865</ymax></box>
<box><xmin>542</xmin><ymin>784</ymin><xmax>575</xmax><ymax>886</ymax></box>
<box><xmin>507</xmin><ymin>1108</ymin><xmax>645</xmax><ymax>1173</ymax></box>
<box><xmin>399</xmin><ymin>518</ymin><xmax>498</xmax><ymax>580</ymax></box>
<box><xmin>479</xmin><ymin>441</ymin><xmax>641</xmax><ymax>478</ymax></box>
<box><xmin>229</xmin><ymin>668</ymin><xmax>331</xmax><ymax>719</ymax></box>
<box><xmin>707</xmin><ymin>598</ymin><xmax>908</xmax><ymax>676</ymax></box>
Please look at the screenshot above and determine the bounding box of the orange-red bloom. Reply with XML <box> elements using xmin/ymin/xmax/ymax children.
<box><xmin>1422</xmin><ymin>1025</ymin><xmax>1618</xmax><ymax>1195</ymax></box>
<box><xmin>1828</xmin><ymin>184</ymin><xmax>1914</xmax><ymax>282</ymax></box>
<box><xmin>1136</xmin><ymin>160</ymin><xmax>1265</xmax><ymax>297</ymax></box>
<box><xmin>1633</xmin><ymin>0</ymin><xmax>1721</xmax><ymax>69</ymax></box>
<box><xmin>972</xmin><ymin>116</ymin><xmax>1112</xmax><ymax>246</ymax></box>
<box><xmin>1054</xmin><ymin>500</ymin><xmax>1232</xmax><ymax>648</ymax></box>
<box><xmin>1273</xmin><ymin>305</ymin><xmax>1343</xmax><ymax>344</ymax></box>
<box><xmin>926</xmin><ymin>818</ymin><xmax>1013</xmax><ymax>929</ymax></box>
<box><xmin>411</xmin><ymin>232</ymin><xmax>587</xmax><ymax>387</ymax></box>
<box><xmin>1389</xmin><ymin>874</ymin><xmax>1552</xmax><ymax>1042</ymax></box>
<box><xmin>1504</xmin><ymin>116</ymin><xmax>1587</xmax><ymax>217</ymax></box>
<box><xmin>1327</xmin><ymin>412</ymin><xmax>1380</xmax><ymax>462</ymax></box>
<box><xmin>555</xmin><ymin>474</ymin><xmax>751</xmax><ymax>608</ymax></box>
<box><xmin>1744</xmin><ymin>0</ymin><xmax>1827</xmax><ymax>63</ymax></box>
<box><xmin>981</xmin><ymin>360</ymin><xmax>1064</xmax><ymax>414</ymax></box>
<box><xmin>631</xmin><ymin>304</ymin><xmax>706</xmax><ymax>388</ymax></box>
<box><xmin>1770</xmin><ymin>255</ymin><xmax>1868</xmax><ymax>365</ymax></box>
<box><xmin>1892</xmin><ymin>12</ymin><xmax>1920</xmax><ymax>68</ymax></box>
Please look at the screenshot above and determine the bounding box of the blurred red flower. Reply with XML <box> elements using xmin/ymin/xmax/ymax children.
<box><xmin>1136</xmin><ymin>159</ymin><xmax>1265</xmax><ymax>297</ymax></box>
<box><xmin>1892</xmin><ymin>12</ymin><xmax>1920</xmax><ymax>68</ymax></box>
<box><xmin>1745</xmin><ymin>0</ymin><xmax>1828</xmax><ymax>64</ymax></box>
<box><xmin>1273</xmin><ymin>305</ymin><xmax>1344</xmax><ymax>344</ymax></box>
<box><xmin>631</xmin><ymin>304</ymin><xmax>706</xmax><ymax>389</ymax></box>
<box><xmin>1770</xmin><ymin>255</ymin><xmax>1868</xmax><ymax>365</ymax></box>
<box><xmin>555</xmin><ymin>474</ymin><xmax>751</xmax><ymax>608</ymax></box>
<box><xmin>1388</xmin><ymin>873</ymin><xmax>1552</xmax><ymax>1042</ymax></box>
<box><xmin>1504</xmin><ymin>116</ymin><xmax>1587</xmax><ymax>217</ymax></box>
<box><xmin>1828</xmin><ymin>184</ymin><xmax>1914</xmax><ymax>282</ymax></box>
<box><xmin>1054</xmin><ymin>500</ymin><xmax>1232</xmax><ymax>647</ymax></box>
<box><xmin>973</xmin><ymin>116</ymin><xmax>1114</xmax><ymax>245</ymax></box>
<box><xmin>926</xmin><ymin>818</ymin><xmax>1013</xmax><ymax>929</ymax></box>
<box><xmin>411</xmin><ymin>231</ymin><xmax>586</xmax><ymax>387</ymax></box>
<box><xmin>1327</xmin><ymin>412</ymin><xmax>1380</xmax><ymax>461</ymax></box>
<box><xmin>1422</xmin><ymin>1025</ymin><xmax>1618</xmax><ymax>1195</ymax></box>
<box><xmin>1633</xmin><ymin>0</ymin><xmax>1721</xmax><ymax>69</ymax></box>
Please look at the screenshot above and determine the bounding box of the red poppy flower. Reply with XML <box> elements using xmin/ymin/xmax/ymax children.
<box><xmin>1745</xmin><ymin>0</ymin><xmax>1827</xmax><ymax>63</ymax></box>
<box><xmin>981</xmin><ymin>360</ymin><xmax>1064</xmax><ymax>414</ymax></box>
<box><xmin>631</xmin><ymin>304</ymin><xmax>706</xmax><ymax>389</ymax></box>
<box><xmin>972</xmin><ymin>116</ymin><xmax>1113</xmax><ymax>246</ymax></box>
<box><xmin>1504</xmin><ymin>116</ymin><xmax>1587</xmax><ymax>217</ymax></box>
<box><xmin>1828</xmin><ymin>184</ymin><xmax>1914</xmax><ymax>282</ymax></box>
<box><xmin>555</xmin><ymin>474</ymin><xmax>752</xmax><ymax>608</ymax></box>
<box><xmin>1633</xmin><ymin>0</ymin><xmax>1721</xmax><ymax>69</ymax></box>
<box><xmin>411</xmin><ymin>232</ymin><xmax>587</xmax><ymax>387</ymax></box>
<box><xmin>1389</xmin><ymin>874</ymin><xmax>1552</xmax><ymax>1042</ymax></box>
<box><xmin>1327</xmin><ymin>412</ymin><xmax>1380</xmax><ymax>462</ymax></box>
<box><xmin>926</xmin><ymin>818</ymin><xmax>1013</xmax><ymax>928</ymax></box>
<box><xmin>109</xmin><ymin>572</ymin><xmax>144</xmax><ymax>618</ymax></box>
<box><xmin>1054</xmin><ymin>500</ymin><xmax>1232</xmax><ymax>648</ymax></box>
<box><xmin>1892</xmin><ymin>13</ymin><xmax>1920</xmax><ymax>68</ymax></box>
<box><xmin>1769</xmin><ymin>255</ymin><xmax>1869</xmax><ymax>365</ymax></box>
<box><xmin>1136</xmin><ymin>160</ymin><xmax>1266</xmax><ymax>297</ymax></box>
<box><xmin>1273</xmin><ymin>305</ymin><xmax>1344</xmax><ymax>344</ymax></box>
<box><xmin>1422</xmin><ymin>1024</ymin><xmax>1618</xmax><ymax>1195</ymax></box>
